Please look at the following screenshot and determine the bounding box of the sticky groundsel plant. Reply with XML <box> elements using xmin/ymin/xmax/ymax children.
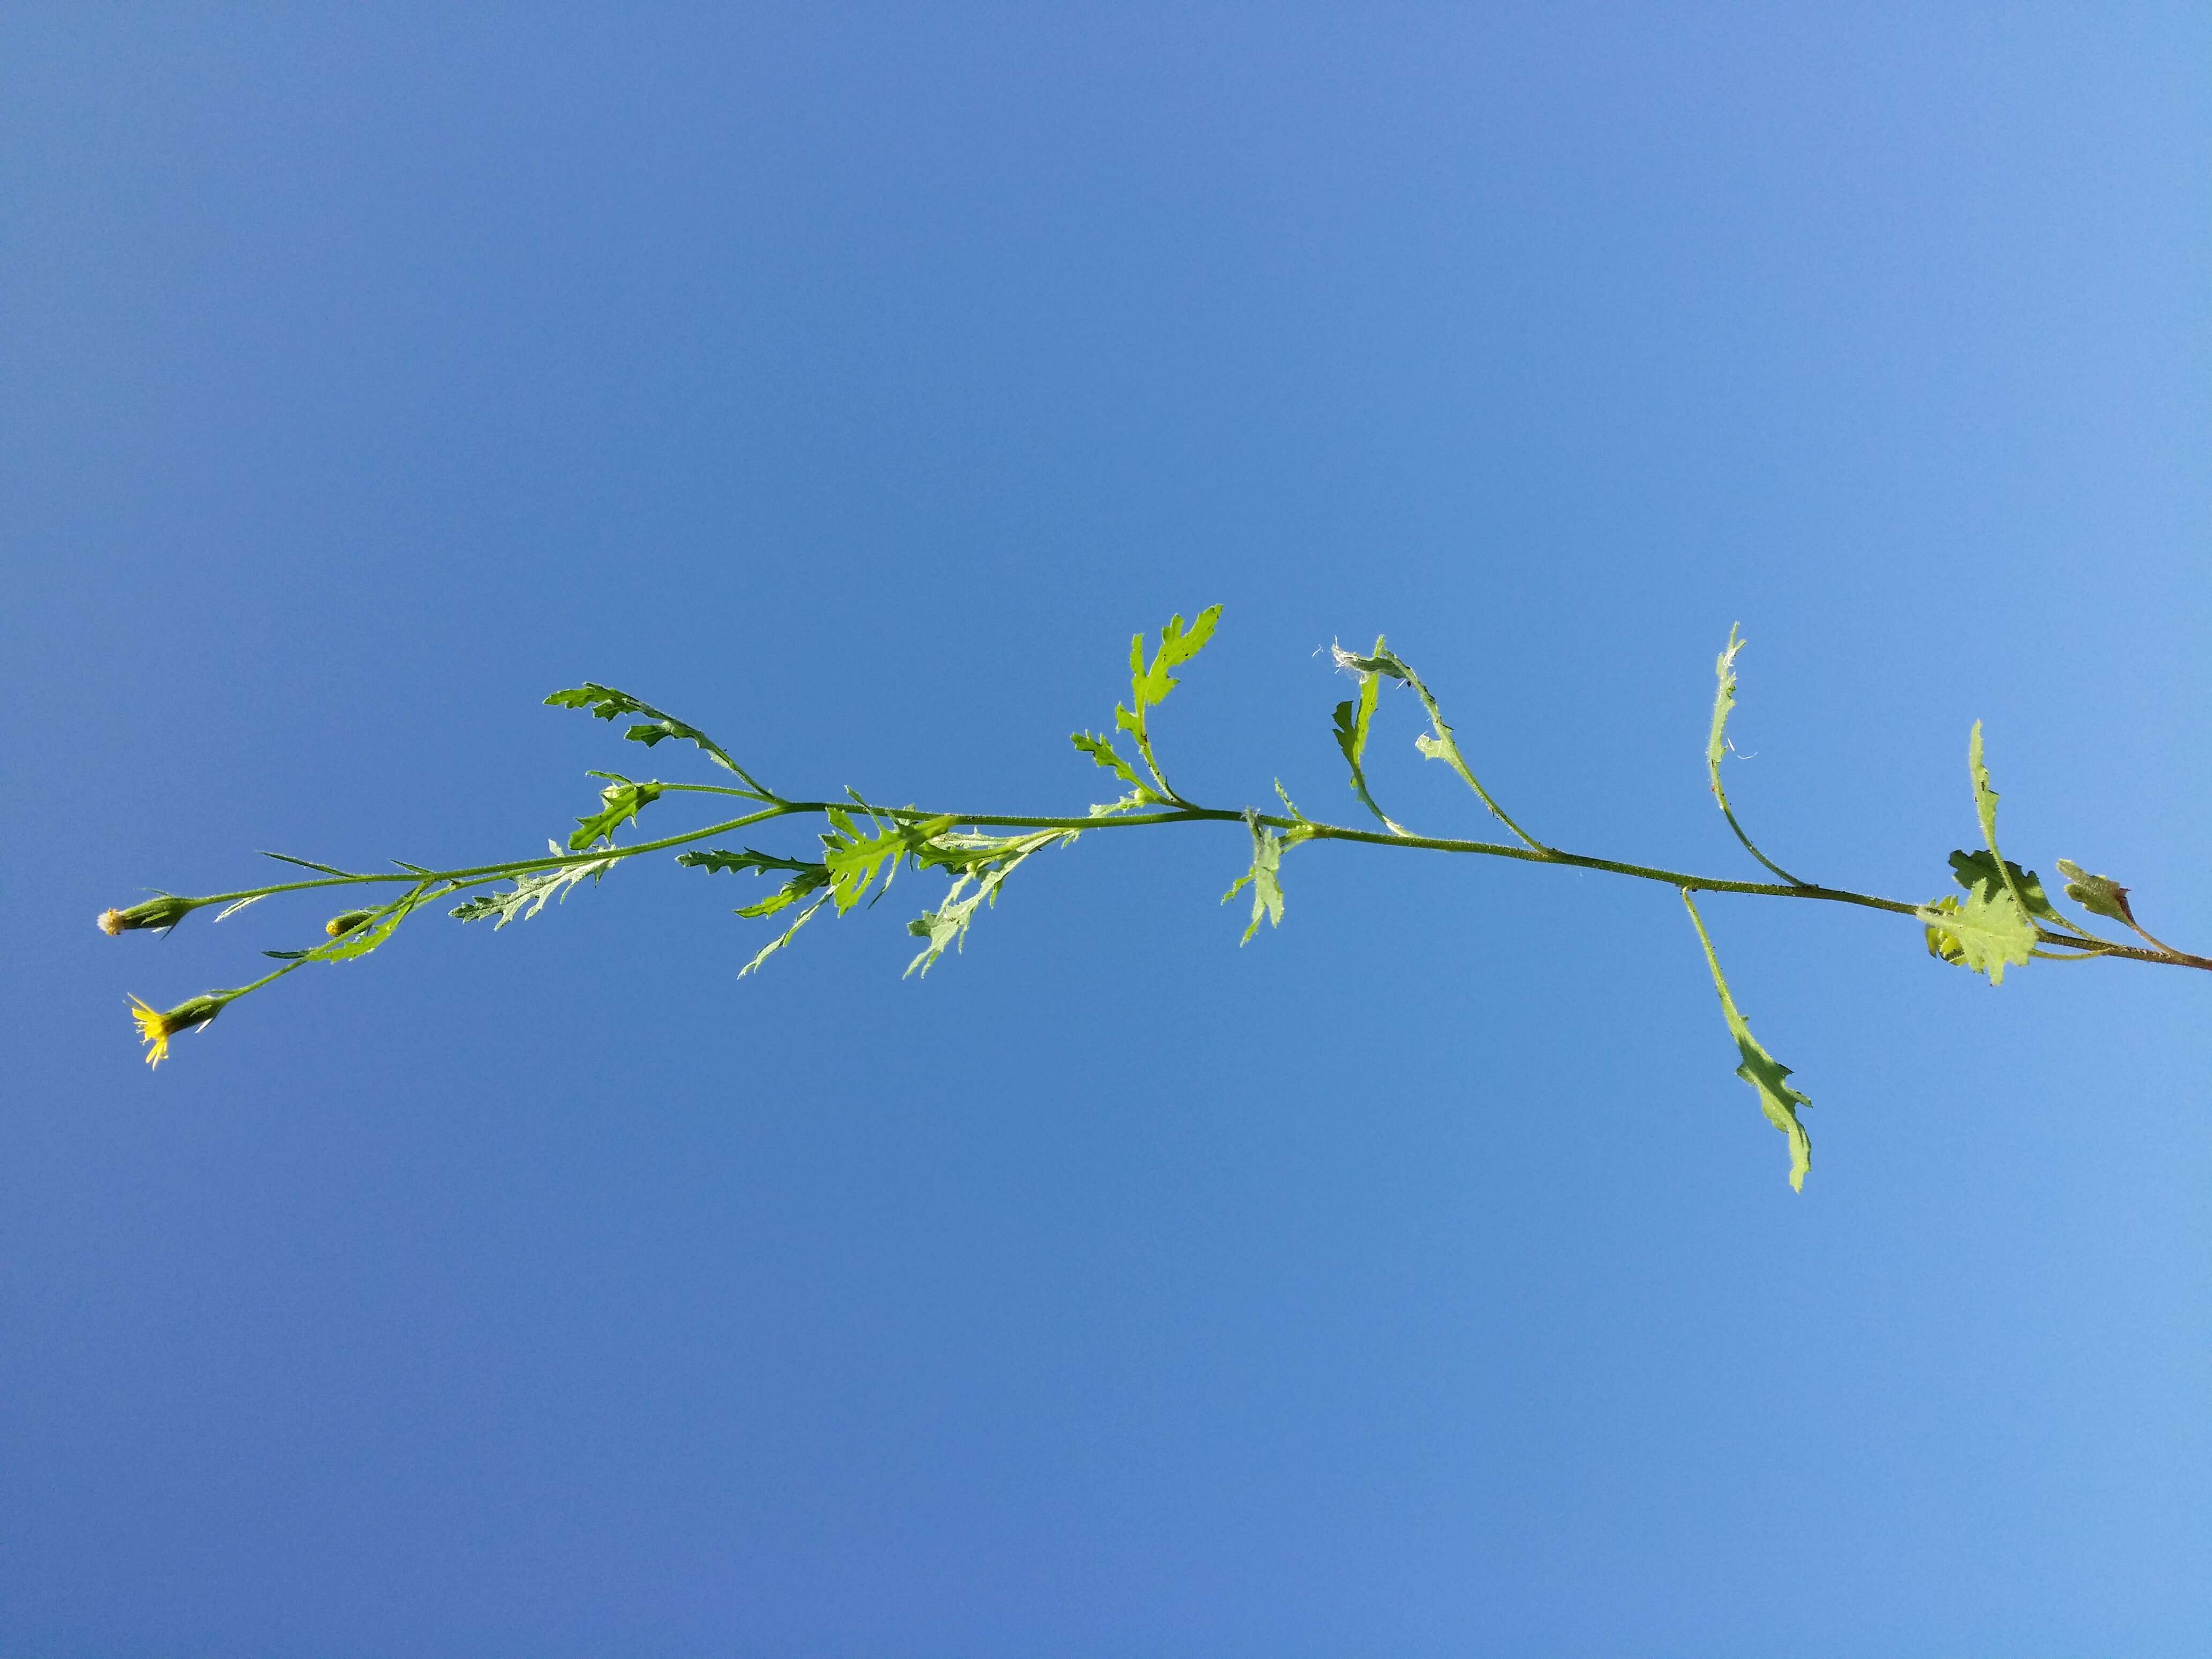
<box><xmin>100</xmin><ymin>608</ymin><xmax>2209</xmax><ymax>1190</ymax></box>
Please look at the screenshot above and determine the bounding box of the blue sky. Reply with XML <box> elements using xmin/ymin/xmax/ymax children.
<box><xmin>7</xmin><ymin>4</ymin><xmax>2210</xmax><ymax>1653</ymax></box>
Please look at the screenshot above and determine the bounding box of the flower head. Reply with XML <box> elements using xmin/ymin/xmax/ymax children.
<box><xmin>96</xmin><ymin>894</ymin><xmax>200</xmax><ymax>936</ymax></box>
<box><xmin>127</xmin><ymin>993</ymin><xmax>227</xmax><ymax>1069</ymax></box>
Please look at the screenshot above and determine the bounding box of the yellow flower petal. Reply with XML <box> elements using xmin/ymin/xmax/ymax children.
<box><xmin>128</xmin><ymin>995</ymin><xmax>173</xmax><ymax>1068</ymax></box>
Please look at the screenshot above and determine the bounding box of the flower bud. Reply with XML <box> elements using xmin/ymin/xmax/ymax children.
<box><xmin>325</xmin><ymin>909</ymin><xmax>376</xmax><ymax>938</ymax></box>
<box><xmin>96</xmin><ymin>894</ymin><xmax>199</xmax><ymax>936</ymax></box>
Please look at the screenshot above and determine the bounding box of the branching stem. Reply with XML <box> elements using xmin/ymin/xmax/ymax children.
<box><xmin>177</xmin><ymin>795</ymin><xmax>2212</xmax><ymax>973</ymax></box>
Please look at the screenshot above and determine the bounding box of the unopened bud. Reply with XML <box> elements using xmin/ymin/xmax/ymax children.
<box><xmin>325</xmin><ymin>910</ymin><xmax>375</xmax><ymax>938</ymax></box>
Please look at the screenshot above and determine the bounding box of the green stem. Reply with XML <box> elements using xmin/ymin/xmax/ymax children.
<box><xmin>167</xmin><ymin>794</ymin><xmax>2212</xmax><ymax>977</ymax></box>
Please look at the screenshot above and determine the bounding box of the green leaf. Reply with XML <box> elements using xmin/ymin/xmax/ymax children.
<box><xmin>1918</xmin><ymin>885</ymin><xmax>2037</xmax><ymax>984</ymax></box>
<box><xmin>2055</xmin><ymin>858</ymin><xmax>2136</xmax><ymax>924</ymax></box>
<box><xmin>1331</xmin><ymin>640</ymin><xmax>1543</xmax><ymax>851</ymax></box>
<box><xmin>1088</xmin><ymin>789</ymin><xmax>1158</xmax><ymax>818</ymax></box>
<box><xmin>309</xmin><ymin>883</ymin><xmax>436</xmax><ymax>959</ymax></box>
<box><xmin>567</xmin><ymin>774</ymin><xmax>664</xmax><ymax>851</ymax></box>
<box><xmin>819</xmin><ymin>810</ymin><xmax>958</xmax><ymax>914</ymax></box>
<box><xmin>544</xmin><ymin>683</ymin><xmax>772</xmax><ymax>796</ymax></box>
<box><xmin>676</xmin><ymin>846</ymin><xmax>820</xmax><ymax>877</ymax></box>
<box><xmin>1703</xmin><ymin>625</ymin><xmax>1806</xmax><ymax>885</ymax></box>
<box><xmin>259</xmin><ymin>850</ymin><xmax>354</xmax><ymax>877</ymax></box>
<box><xmin>452</xmin><ymin>845</ymin><xmax>618</xmax><ymax>929</ymax></box>
<box><xmin>1131</xmin><ymin>606</ymin><xmax>1222</xmax><ymax>709</ymax></box>
<box><xmin>738</xmin><ymin>895</ymin><xmax>828</xmax><ymax>977</ymax></box>
<box><xmin>1071</xmin><ymin>730</ymin><xmax>1145</xmax><ymax>787</ymax></box>
<box><xmin>675</xmin><ymin>846</ymin><xmax>832</xmax><ymax>917</ymax></box>
<box><xmin>1108</xmin><ymin>605</ymin><xmax>1223</xmax><ymax>801</ymax></box>
<box><xmin>1966</xmin><ymin>721</ymin><xmax>2034</xmax><ymax>924</ymax></box>
<box><xmin>1071</xmin><ymin>730</ymin><xmax>1162</xmax><ymax>814</ymax></box>
<box><xmin>1221</xmin><ymin>809</ymin><xmax>1304</xmax><ymax>944</ymax></box>
<box><xmin>1681</xmin><ymin>891</ymin><xmax>1812</xmax><ymax>1192</ymax></box>
<box><xmin>1331</xmin><ymin>636</ymin><xmax>1403</xmax><ymax>833</ymax></box>
<box><xmin>1948</xmin><ymin>849</ymin><xmax>2062</xmax><ymax>923</ymax></box>
<box><xmin>737</xmin><ymin>866</ymin><xmax>833</xmax><ymax>920</ymax></box>
<box><xmin>903</xmin><ymin>828</ymin><xmax>1068</xmax><ymax>977</ymax></box>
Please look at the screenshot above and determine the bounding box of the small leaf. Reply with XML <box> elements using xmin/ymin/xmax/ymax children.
<box><xmin>676</xmin><ymin>845</ymin><xmax>833</xmax><ymax>917</ymax></box>
<box><xmin>452</xmin><ymin>845</ymin><xmax>618</xmax><ymax>929</ymax></box>
<box><xmin>1682</xmin><ymin>891</ymin><xmax>1812</xmax><ymax>1192</ymax></box>
<box><xmin>259</xmin><ymin>851</ymin><xmax>354</xmax><ymax>877</ymax></box>
<box><xmin>1948</xmin><ymin>849</ymin><xmax>2062</xmax><ymax>923</ymax></box>
<box><xmin>1331</xmin><ymin>640</ymin><xmax>1543</xmax><ymax>850</ymax></box>
<box><xmin>1221</xmin><ymin>809</ymin><xmax>1295</xmax><ymax>945</ymax></box>
<box><xmin>738</xmin><ymin>895</ymin><xmax>827</xmax><ymax>977</ymax></box>
<box><xmin>1071</xmin><ymin>730</ymin><xmax>1146</xmax><ymax>788</ymax></box>
<box><xmin>567</xmin><ymin>775</ymin><xmax>663</xmax><ymax>852</ymax></box>
<box><xmin>1966</xmin><ymin>720</ymin><xmax>2035</xmax><ymax>924</ymax></box>
<box><xmin>1331</xmin><ymin>636</ymin><xmax>1403</xmax><ymax>833</ymax></box>
<box><xmin>677</xmin><ymin>847</ymin><xmax>821</xmax><ymax>877</ymax></box>
<box><xmin>2055</xmin><ymin>858</ymin><xmax>2136</xmax><ymax>924</ymax></box>
<box><xmin>1917</xmin><ymin>883</ymin><xmax>2037</xmax><ymax>984</ymax></box>
<box><xmin>1131</xmin><ymin>606</ymin><xmax>1222</xmax><ymax>710</ymax></box>
<box><xmin>1072</xmin><ymin>731</ymin><xmax>1161</xmax><ymax>814</ymax></box>
<box><xmin>903</xmin><ymin>829</ymin><xmax>1067</xmax><ymax>978</ymax></box>
<box><xmin>303</xmin><ymin>881</ymin><xmax>437</xmax><ymax>961</ymax></box>
<box><xmin>1702</xmin><ymin>625</ymin><xmax>1806</xmax><ymax>885</ymax></box>
<box><xmin>736</xmin><ymin>866</ymin><xmax>833</xmax><ymax>920</ymax></box>
<box><xmin>1088</xmin><ymin>789</ymin><xmax>1160</xmax><ymax>818</ymax></box>
<box><xmin>545</xmin><ymin>682</ymin><xmax>772</xmax><ymax>795</ymax></box>
<box><xmin>213</xmin><ymin>894</ymin><xmax>266</xmax><ymax>923</ymax></box>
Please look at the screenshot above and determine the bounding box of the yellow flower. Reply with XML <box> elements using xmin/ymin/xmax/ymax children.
<box><xmin>127</xmin><ymin>993</ymin><xmax>226</xmax><ymax>1069</ymax></box>
<box><xmin>129</xmin><ymin>996</ymin><xmax>173</xmax><ymax>1067</ymax></box>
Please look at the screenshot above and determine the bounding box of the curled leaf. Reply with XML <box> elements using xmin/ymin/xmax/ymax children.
<box><xmin>1331</xmin><ymin>635</ymin><xmax>1403</xmax><ymax>833</ymax></box>
<box><xmin>2055</xmin><ymin>858</ymin><xmax>2135</xmax><ymax>925</ymax></box>
<box><xmin>1704</xmin><ymin>625</ymin><xmax>1806</xmax><ymax>885</ymax></box>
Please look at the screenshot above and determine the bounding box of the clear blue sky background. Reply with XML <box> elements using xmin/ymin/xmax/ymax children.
<box><xmin>6</xmin><ymin>5</ymin><xmax>2209</xmax><ymax>1653</ymax></box>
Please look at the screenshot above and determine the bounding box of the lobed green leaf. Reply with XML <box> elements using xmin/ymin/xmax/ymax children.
<box><xmin>1682</xmin><ymin>891</ymin><xmax>1812</xmax><ymax>1191</ymax></box>
<box><xmin>545</xmin><ymin>683</ymin><xmax>772</xmax><ymax>795</ymax></box>
<box><xmin>1948</xmin><ymin>849</ymin><xmax>2061</xmax><ymax>923</ymax></box>
<box><xmin>2055</xmin><ymin>858</ymin><xmax>2136</xmax><ymax>925</ymax></box>
<box><xmin>1221</xmin><ymin>809</ymin><xmax>1306</xmax><ymax>945</ymax></box>
<box><xmin>453</xmin><ymin>846</ymin><xmax>618</xmax><ymax>929</ymax></box>
<box><xmin>568</xmin><ymin>774</ymin><xmax>663</xmax><ymax>852</ymax></box>
<box><xmin>738</xmin><ymin>896</ymin><xmax>828</xmax><ymax>977</ymax></box>
<box><xmin>1331</xmin><ymin>635</ymin><xmax>1403</xmax><ymax>833</ymax></box>
<box><xmin>1919</xmin><ymin>885</ymin><xmax>2037</xmax><ymax>984</ymax></box>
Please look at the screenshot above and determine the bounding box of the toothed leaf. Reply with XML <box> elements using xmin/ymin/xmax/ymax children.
<box><xmin>567</xmin><ymin>775</ymin><xmax>663</xmax><ymax>851</ymax></box>
<box><xmin>1683</xmin><ymin>892</ymin><xmax>1812</xmax><ymax>1191</ymax></box>
<box><xmin>1948</xmin><ymin>849</ymin><xmax>2062</xmax><ymax>923</ymax></box>
<box><xmin>453</xmin><ymin>846</ymin><xmax>618</xmax><ymax>928</ymax></box>
<box><xmin>1918</xmin><ymin>884</ymin><xmax>2037</xmax><ymax>984</ymax></box>
<box><xmin>2056</xmin><ymin>858</ymin><xmax>2136</xmax><ymax>924</ymax></box>
<box><xmin>545</xmin><ymin>682</ymin><xmax>770</xmax><ymax>794</ymax></box>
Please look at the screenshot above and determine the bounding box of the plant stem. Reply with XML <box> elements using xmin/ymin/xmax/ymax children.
<box><xmin>177</xmin><ymin>794</ymin><xmax>2212</xmax><ymax>975</ymax></box>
